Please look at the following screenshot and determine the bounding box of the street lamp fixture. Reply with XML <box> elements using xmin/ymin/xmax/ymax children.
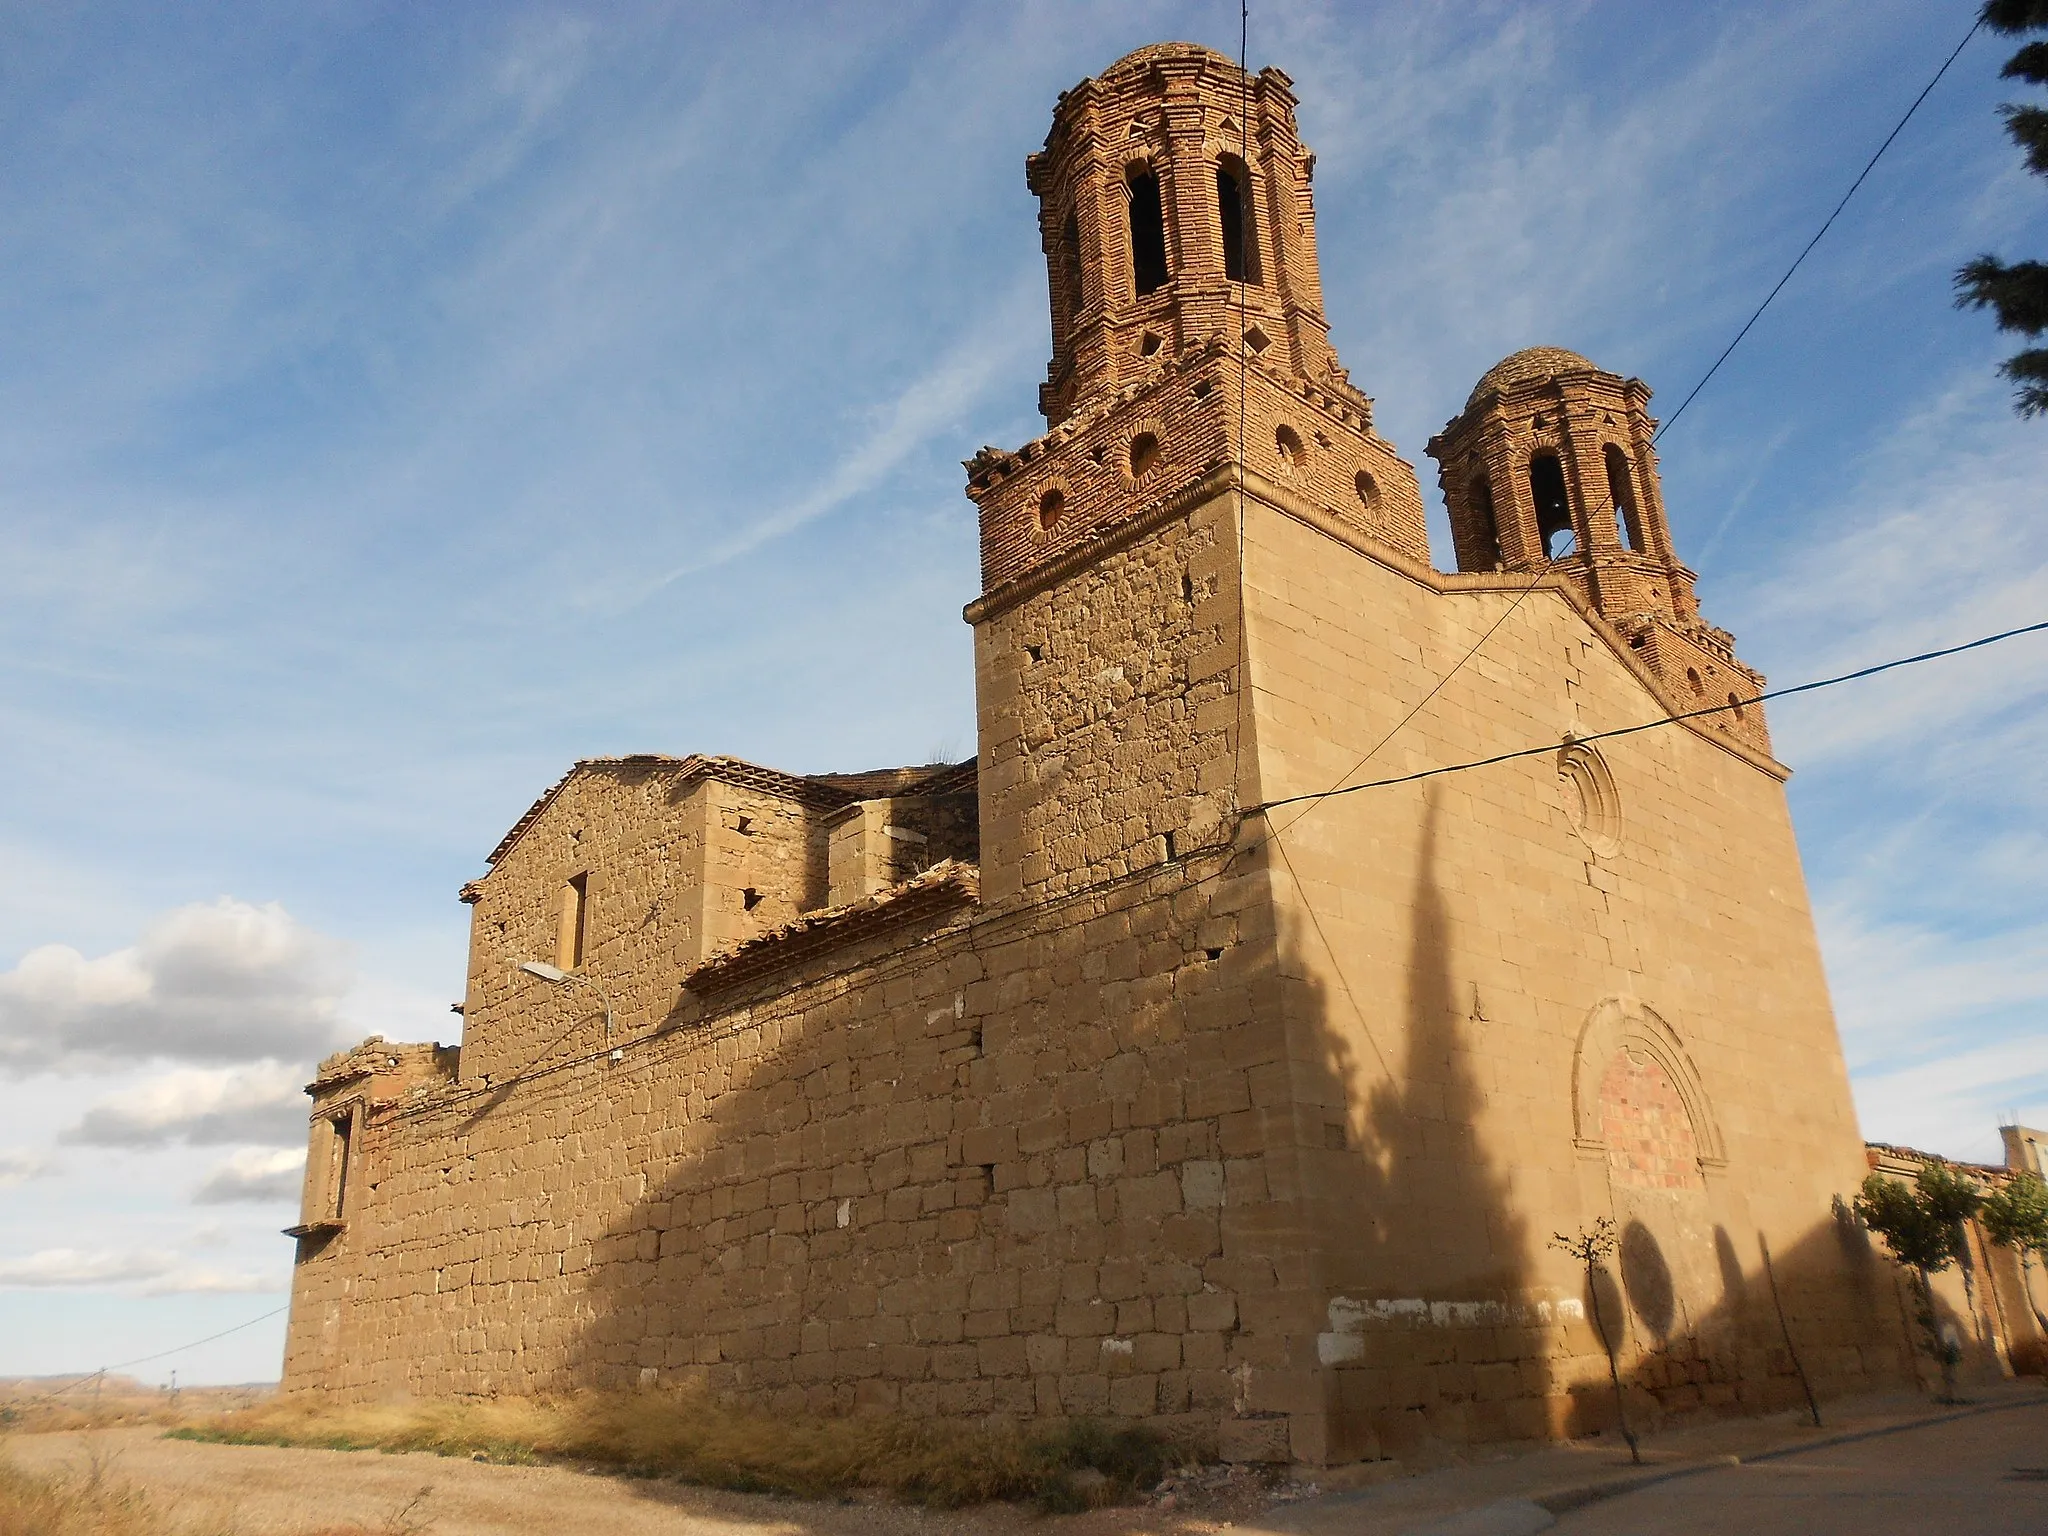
<box><xmin>517</xmin><ymin>959</ymin><xmax>618</xmax><ymax>1054</ymax></box>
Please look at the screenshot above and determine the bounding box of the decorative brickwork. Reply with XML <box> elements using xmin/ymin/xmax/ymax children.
<box><xmin>282</xmin><ymin>40</ymin><xmax>1905</xmax><ymax>1462</ymax></box>
<box><xmin>1599</xmin><ymin>1049</ymin><xmax>1703</xmax><ymax>1193</ymax></box>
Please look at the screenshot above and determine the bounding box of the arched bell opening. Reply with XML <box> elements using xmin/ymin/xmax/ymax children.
<box><xmin>1215</xmin><ymin>156</ymin><xmax>1260</xmax><ymax>286</ymax></box>
<box><xmin>1528</xmin><ymin>451</ymin><xmax>1574</xmax><ymax>559</ymax></box>
<box><xmin>1605</xmin><ymin>443</ymin><xmax>1647</xmax><ymax>555</ymax></box>
<box><xmin>1468</xmin><ymin>472</ymin><xmax>1503</xmax><ymax>571</ymax></box>
<box><xmin>1126</xmin><ymin>164</ymin><xmax>1169</xmax><ymax>297</ymax></box>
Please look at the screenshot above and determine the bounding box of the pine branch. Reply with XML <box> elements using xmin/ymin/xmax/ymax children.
<box><xmin>1981</xmin><ymin>0</ymin><xmax>2048</xmax><ymax>38</ymax></box>
<box><xmin>2003</xmin><ymin>347</ymin><xmax>2048</xmax><ymax>416</ymax></box>
<box><xmin>2005</xmin><ymin>39</ymin><xmax>2048</xmax><ymax>84</ymax></box>
<box><xmin>1956</xmin><ymin>257</ymin><xmax>2048</xmax><ymax>335</ymax></box>
<box><xmin>2002</xmin><ymin>103</ymin><xmax>2048</xmax><ymax>174</ymax></box>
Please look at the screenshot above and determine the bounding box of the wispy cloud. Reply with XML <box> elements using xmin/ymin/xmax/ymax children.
<box><xmin>1852</xmin><ymin>1033</ymin><xmax>2048</xmax><ymax>1165</ymax></box>
<box><xmin>630</xmin><ymin>271</ymin><xmax>1044</xmax><ymax>600</ymax></box>
<box><xmin>0</xmin><ymin>1149</ymin><xmax>55</xmax><ymax>1187</ymax></box>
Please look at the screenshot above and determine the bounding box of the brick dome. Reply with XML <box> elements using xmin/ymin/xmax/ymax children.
<box><xmin>1101</xmin><ymin>41</ymin><xmax>1242</xmax><ymax>78</ymax></box>
<box><xmin>1465</xmin><ymin>346</ymin><xmax>1598</xmax><ymax>411</ymax></box>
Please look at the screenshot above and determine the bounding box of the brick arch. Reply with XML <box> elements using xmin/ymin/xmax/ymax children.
<box><xmin>1570</xmin><ymin>996</ymin><xmax>1724</xmax><ymax>1168</ymax></box>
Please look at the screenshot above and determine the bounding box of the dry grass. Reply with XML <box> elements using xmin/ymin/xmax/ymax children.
<box><xmin>172</xmin><ymin>1389</ymin><xmax>1175</xmax><ymax>1510</ymax></box>
<box><xmin>0</xmin><ymin>1446</ymin><xmax>434</xmax><ymax>1536</ymax></box>
<box><xmin>0</xmin><ymin>1380</ymin><xmax>270</xmax><ymax>1439</ymax></box>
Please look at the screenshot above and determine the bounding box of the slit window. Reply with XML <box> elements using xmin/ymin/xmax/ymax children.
<box><xmin>1127</xmin><ymin>165</ymin><xmax>1169</xmax><ymax>296</ymax></box>
<box><xmin>1469</xmin><ymin>472</ymin><xmax>1504</xmax><ymax>569</ymax></box>
<box><xmin>557</xmin><ymin>873</ymin><xmax>588</xmax><ymax>970</ymax></box>
<box><xmin>1216</xmin><ymin>160</ymin><xmax>1258</xmax><ymax>284</ymax></box>
<box><xmin>1605</xmin><ymin>444</ymin><xmax>1646</xmax><ymax>553</ymax></box>
<box><xmin>1529</xmin><ymin>452</ymin><xmax>1574</xmax><ymax>558</ymax></box>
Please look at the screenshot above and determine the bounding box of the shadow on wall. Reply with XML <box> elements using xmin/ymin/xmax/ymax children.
<box><xmin>553</xmin><ymin>841</ymin><xmax>1319</xmax><ymax>1446</ymax></box>
<box><xmin>1295</xmin><ymin>791</ymin><xmax>1553</xmax><ymax>1459</ymax></box>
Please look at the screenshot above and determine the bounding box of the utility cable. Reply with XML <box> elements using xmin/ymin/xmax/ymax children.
<box><xmin>423</xmin><ymin>616</ymin><xmax>2048</xmax><ymax>1118</ymax></box>
<box><xmin>15</xmin><ymin>1303</ymin><xmax>290</xmax><ymax>1406</ymax></box>
<box><xmin>1252</xmin><ymin>618</ymin><xmax>2048</xmax><ymax>816</ymax></box>
<box><xmin>1266</xmin><ymin>536</ymin><xmax>1577</xmax><ymax>848</ymax></box>
<box><xmin>1654</xmin><ymin>13</ymin><xmax>1984</xmax><ymax>443</ymax></box>
<box><xmin>1230</xmin><ymin>0</ymin><xmax>1254</xmax><ymax>799</ymax></box>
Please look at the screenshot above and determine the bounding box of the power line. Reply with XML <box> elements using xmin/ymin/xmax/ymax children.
<box><xmin>422</xmin><ymin>615</ymin><xmax>2048</xmax><ymax>1116</ymax></box>
<box><xmin>16</xmin><ymin>1303</ymin><xmax>290</xmax><ymax>1407</ymax></box>
<box><xmin>1654</xmin><ymin>13</ymin><xmax>1985</xmax><ymax>443</ymax></box>
<box><xmin>1252</xmin><ymin>618</ymin><xmax>2048</xmax><ymax>816</ymax></box>
<box><xmin>1266</xmin><ymin>536</ymin><xmax>1577</xmax><ymax>847</ymax></box>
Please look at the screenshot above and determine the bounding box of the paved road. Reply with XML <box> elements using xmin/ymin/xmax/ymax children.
<box><xmin>1555</xmin><ymin>1399</ymin><xmax>2048</xmax><ymax>1536</ymax></box>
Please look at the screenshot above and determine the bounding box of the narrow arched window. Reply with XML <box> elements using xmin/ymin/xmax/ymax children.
<box><xmin>1127</xmin><ymin>165</ymin><xmax>1169</xmax><ymax>296</ymax></box>
<box><xmin>1605</xmin><ymin>443</ymin><xmax>1646</xmax><ymax>553</ymax></box>
<box><xmin>1469</xmin><ymin>473</ymin><xmax>1503</xmax><ymax>570</ymax></box>
<box><xmin>1216</xmin><ymin>159</ymin><xmax>1258</xmax><ymax>284</ymax></box>
<box><xmin>1057</xmin><ymin>209</ymin><xmax>1085</xmax><ymax>341</ymax></box>
<box><xmin>1529</xmin><ymin>452</ymin><xmax>1574</xmax><ymax>558</ymax></box>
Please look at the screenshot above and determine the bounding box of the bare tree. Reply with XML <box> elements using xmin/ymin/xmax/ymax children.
<box><xmin>1552</xmin><ymin>1218</ymin><xmax>1639</xmax><ymax>1464</ymax></box>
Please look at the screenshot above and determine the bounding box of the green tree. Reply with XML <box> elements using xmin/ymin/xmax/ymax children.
<box><xmin>1854</xmin><ymin>1163</ymin><xmax>1982</xmax><ymax>1400</ymax></box>
<box><xmin>1980</xmin><ymin>1171</ymin><xmax>2048</xmax><ymax>1339</ymax></box>
<box><xmin>1956</xmin><ymin>1</ymin><xmax>2048</xmax><ymax>415</ymax></box>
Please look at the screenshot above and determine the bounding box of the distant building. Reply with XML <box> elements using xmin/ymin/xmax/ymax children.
<box><xmin>1864</xmin><ymin>1130</ymin><xmax>2048</xmax><ymax>1381</ymax></box>
<box><xmin>283</xmin><ymin>42</ymin><xmax>1913</xmax><ymax>1462</ymax></box>
<box><xmin>2003</xmin><ymin>1124</ymin><xmax>2048</xmax><ymax>1179</ymax></box>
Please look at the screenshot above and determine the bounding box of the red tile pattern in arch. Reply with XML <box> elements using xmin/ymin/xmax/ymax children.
<box><xmin>1598</xmin><ymin>1048</ymin><xmax>1703</xmax><ymax>1192</ymax></box>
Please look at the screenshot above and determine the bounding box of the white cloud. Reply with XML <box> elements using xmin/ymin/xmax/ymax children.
<box><xmin>60</xmin><ymin>1061</ymin><xmax>307</xmax><ymax>1148</ymax></box>
<box><xmin>0</xmin><ymin>1248</ymin><xmax>177</xmax><ymax>1288</ymax></box>
<box><xmin>140</xmin><ymin>1266</ymin><xmax>286</xmax><ymax>1296</ymax></box>
<box><xmin>192</xmin><ymin>1147</ymin><xmax>306</xmax><ymax>1206</ymax></box>
<box><xmin>0</xmin><ymin>1149</ymin><xmax>55</xmax><ymax>1187</ymax></box>
<box><xmin>0</xmin><ymin>899</ymin><xmax>353</xmax><ymax>1072</ymax></box>
<box><xmin>0</xmin><ymin>1245</ymin><xmax>287</xmax><ymax>1294</ymax></box>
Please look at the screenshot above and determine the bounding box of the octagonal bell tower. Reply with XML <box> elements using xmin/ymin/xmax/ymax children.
<box><xmin>1427</xmin><ymin>348</ymin><xmax>1771</xmax><ymax>755</ymax></box>
<box><xmin>963</xmin><ymin>43</ymin><xmax>1434</xmax><ymax>908</ymax></box>
<box><xmin>1030</xmin><ymin>41</ymin><xmax>1339</xmax><ymax>426</ymax></box>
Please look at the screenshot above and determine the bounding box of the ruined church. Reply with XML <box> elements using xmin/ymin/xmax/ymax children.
<box><xmin>283</xmin><ymin>43</ymin><xmax>1907</xmax><ymax>1462</ymax></box>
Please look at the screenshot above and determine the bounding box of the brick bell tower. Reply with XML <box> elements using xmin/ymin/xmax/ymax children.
<box><xmin>963</xmin><ymin>42</ymin><xmax>1432</xmax><ymax>907</ymax></box>
<box><xmin>1426</xmin><ymin>348</ymin><xmax>1771</xmax><ymax>755</ymax></box>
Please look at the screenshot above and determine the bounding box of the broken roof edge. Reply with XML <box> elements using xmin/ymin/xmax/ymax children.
<box><xmin>1864</xmin><ymin>1141</ymin><xmax>2014</xmax><ymax>1179</ymax></box>
<box><xmin>476</xmin><ymin>754</ymin><xmax>978</xmax><ymax>876</ymax></box>
<box><xmin>684</xmin><ymin>859</ymin><xmax>980</xmax><ymax>996</ymax></box>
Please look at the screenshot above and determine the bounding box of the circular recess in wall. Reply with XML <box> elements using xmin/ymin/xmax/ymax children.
<box><xmin>1558</xmin><ymin>741</ymin><xmax>1622</xmax><ymax>857</ymax></box>
<box><xmin>1036</xmin><ymin>484</ymin><xmax>1068</xmax><ymax>535</ymax></box>
<box><xmin>1129</xmin><ymin>431</ymin><xmax>1161</xmax><ymax>479</ymax></box>
<box><xmin>1354</xmin><ymin>469</ymin><xmax>1382</xmax><ymax>515</ymax></box>
<box><xmin>1274</xmin><ymin>423</ymin><xmax>1307</xmax><ymax>473</ymax></box>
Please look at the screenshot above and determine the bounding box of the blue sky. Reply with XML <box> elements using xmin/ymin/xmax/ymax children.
<box><xmin>2</xmin><ymin>0</ymin><xmax>2043</xmax><ymax>1386</ymax></box>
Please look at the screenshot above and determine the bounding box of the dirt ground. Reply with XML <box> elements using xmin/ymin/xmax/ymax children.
<box><xmin>7</xmin><ymin>1385</ymin><xmax>2043</xmax><ymax>1536</ymax></box>
<box><xmin>0</xmin><ymin>1427</ymin><xmax>1306</xmax><ymax>1536</ymax></box>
